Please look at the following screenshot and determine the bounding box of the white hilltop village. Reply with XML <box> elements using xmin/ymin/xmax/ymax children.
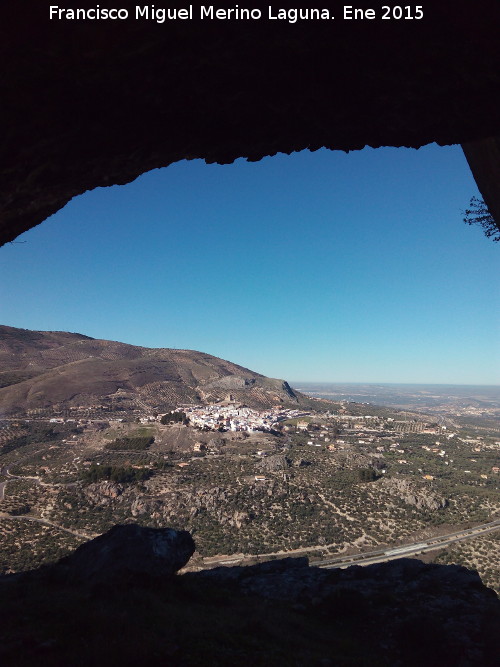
<box><xmin>180</xmin><ymin>405</ymin><xmax>306</xmax><ymax>433</ymax></box>
<box><xmin>142</xmin><ymin>398</ymin><xmax>309</xmax><ymax>433</ymax></box>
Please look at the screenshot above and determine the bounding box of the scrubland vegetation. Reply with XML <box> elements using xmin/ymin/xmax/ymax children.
<box><xmin>0</xmin><ymin>410</ymin><xmax>498</xmax><ymax>594</ymax></box>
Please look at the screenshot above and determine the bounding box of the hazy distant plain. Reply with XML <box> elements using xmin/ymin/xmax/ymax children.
<box><xmin>293</xmin><ymin>382</ymin><xmax>500</xmax><ymax>412</ymax></box>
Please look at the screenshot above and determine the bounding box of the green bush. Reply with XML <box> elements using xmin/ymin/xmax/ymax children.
<box><xmin>81</xmin><ymin>464</ymin><xmax>152</xmax><ymax>484</ymax></box>
<box><xmin>160</xmin><ymin>411</ymin><xmax>189</xmax><ymax>425</ymax></box>
<box><xmin>357</xmin><ymin>468</ymin><xmax>378</xmax><ymax>483</ymax></box>
<box><xmin>105</xmin><ymin>436</ymin><xmax>154</xmax><ymax>451</ymax></box>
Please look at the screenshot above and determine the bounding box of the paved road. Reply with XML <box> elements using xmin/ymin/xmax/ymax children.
<box><xmin>204</xmin><ymin>518</ymin><xmax>500</xmax><ymax>569</ymax></box>
<box><xmin>0</xmin><ymin>463</ymin><xmax>93</xmax><ymax>540</ymax></box>
<box><xmin>0</xmin><ymin>465</ymin><xmax>11</xmax><ymax>501</ymax></box>
<box><xmin>0</xmin><ymin>513</ymin><xmax>95</xmax><ymax>540</ymax></box>
<box><xmin>0</xmin><ymin>464</ymin><xmax>36</xmax><ymax>502</ymax></box>
<box><xmin>314</xmin><ymin>518</ymin><xmax>500</xmax><ymax>569</ymax></box>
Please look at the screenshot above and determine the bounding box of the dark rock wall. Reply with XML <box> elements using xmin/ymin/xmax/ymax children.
<box><xmin>3</xmin><ymin>526</ymin><xmax>499</xmax><ymax>666</ymax></box>
<box><xmin>463</xmin><ymin>137</ymin><xmax>500</xmax><ymax>228</ymax></box>
<box><xmin>2</xmin><ymin>2</ymin><xmax>500</xmax><ymax>245</ymax></box>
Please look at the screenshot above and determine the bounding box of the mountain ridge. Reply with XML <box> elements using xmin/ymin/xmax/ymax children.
<box><xmin>0</xmin><ymin>325</ymin><xmax>302</xmax><ymax>415</ymax></box>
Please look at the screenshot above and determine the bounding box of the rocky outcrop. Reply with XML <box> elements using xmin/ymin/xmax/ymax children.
<box><xmin>256</xmin><ymin>454</ymin><xmax>291</xmax><ymax>472</ymax></box>
<box><xmin>381</xmin><ymin>477</ymin><xmax>448</xmax><ymax>511</ymax></box>
<box><xmin>204</xmin><ymin>375</ymin><xmax>254</xmax><ymax>390</ymax></box>
<box><xmin>82</xmin><ymin>481</ymin><xmax>124</xmax><ymax>505</ymax></box>
<box><xmin>55</xmin><ymin>524</ymin><xmax>195</xmax><ymax>583</ymax></box>
<box><xmin>128</xmin><ymin>482</ymin><xmax>272</xmax><ymax>529</ymax></box>
<box><xmin>332</xmin><ymin>450</ymin><xmax>386</xmax><ymax>471</ymax></box>
<box><xmin>230</xmin><ymin>510</ymin><xmax>252</xmax><ymax>530</ymax></box>
<box><xmin>130</xmin><ymin>496</ymin><xmax>163</xmax><ymax>519</ymax></box>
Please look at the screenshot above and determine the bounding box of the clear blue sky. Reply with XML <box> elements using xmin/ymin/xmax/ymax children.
<box><xmin>1</xmin><ymin>144</ymin><xmax>499</xmax><ymax>384</ymax></box>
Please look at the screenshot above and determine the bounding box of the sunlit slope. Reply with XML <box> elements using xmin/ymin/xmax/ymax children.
<box><xmin>0</xmin><ymin>325</ymin><xmax>299</xmax><ymax>414</ymax></box>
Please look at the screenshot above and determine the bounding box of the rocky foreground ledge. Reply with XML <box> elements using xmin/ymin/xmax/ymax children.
<box><xmin>0</xmin><ymin>525</ymin><xmax>499</xmax><ymax>666</ymax></box>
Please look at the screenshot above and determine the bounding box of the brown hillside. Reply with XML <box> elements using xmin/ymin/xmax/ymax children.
<box><xmin>0</xmin><ymin>325</ymin><xmax>300</xmax><ymax>415</ymax></box>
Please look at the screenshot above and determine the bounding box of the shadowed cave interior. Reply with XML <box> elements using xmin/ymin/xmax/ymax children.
<box><xmin>1</xmin><ymin>4</ymin><xmax>499</xmax><ymax>665</ymax></box>
<box><xmin>1</xmin><ymin>1</ymin><xmax>500</xmax><ymax>245</ymax></box>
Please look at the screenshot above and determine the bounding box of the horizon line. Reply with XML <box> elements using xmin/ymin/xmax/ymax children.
<box><xmin>290</xmin><ymin>381</ymin><xmax>500</xmax><ymax>387</ymax></box>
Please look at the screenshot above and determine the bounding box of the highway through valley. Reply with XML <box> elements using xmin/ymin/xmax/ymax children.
<box><xmin>203</xmin><ymin>518</ymin><xmax>500</xmax><ymax>569</ymax></box>
<box><xmin>312</xmin><ymin>518</ymin><xmax>500</xmax><ymax>569</ymax></box>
